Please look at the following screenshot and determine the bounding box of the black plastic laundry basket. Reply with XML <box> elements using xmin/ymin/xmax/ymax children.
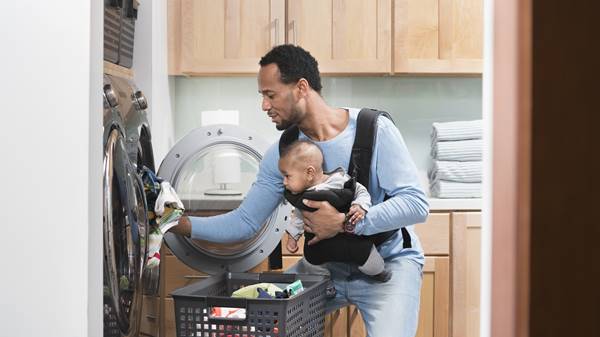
<box><xmin>171</xmin><ymin>272</ymin><xmax>329</xmax><ymax>337</ymax></box>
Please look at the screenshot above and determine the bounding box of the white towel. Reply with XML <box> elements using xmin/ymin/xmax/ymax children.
<box><xmin>431</xmin><ymin>120</ymin><xmax>482</xmax><ymax>143</ymax></box>
<box><xmin>431</xmin><ymin>139</ymin><xmax>482</xmax><ymax>161</ymax></box>
<box><xmin>155</xmin><ymin>181</ymin><xmax>185</xmax><ymax>216</ymax></box>
<box><xmin>430</xmin><ymin>180</ymin><xmax>482</xmax><ymax>199</ymax></box>
<box><xmin>429</xmin><ymin>160</ymin><xmax>482</xmax><ymax>183</ymax></box>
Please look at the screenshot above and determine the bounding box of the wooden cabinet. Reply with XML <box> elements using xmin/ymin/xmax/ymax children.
<box><xmin>418</xmin><ymin>257</ymin><xmax>450</xmax><ymax>337</ymax></box>
<box><xmin>155</xmin><ymin>211</ymin><xmax>481</xmax><ymax>337</ymax></box>
<box><xmin>451</xmin><ymin>212</ymin><xmax>482</xmax><ymax>337</ymax></box>
<box><xmin>168</xmin><ymin>0</ymin><xmax>391</xmax><ymax>75</ymax></box>
<box><xmin>139</xmin><ymin>295</ymin><xmax>160</xmax><ymax>337</ymax></box>
<box><xmin>168</xmin><ymin>0</ymin><xmax>482</xmax><ymax>75</ymax></box>
<box><xmin>337</xmin><ymin>212</ymin><xmax>481</xmax><ymax>337</ymax></box>
<box><xmin>340</xmin><ymin>257</ymin><xmax>450</xmax><ymax>337</ymax></box>
<box><xmin>394</xmin><ymin>0</ymin><xmax>483</xmax><ymax>74</ymax></box>
<box><xmin>287</xmin><ymin>0</ymin><xmax>392</xmax><ymax>74</ymax></box>
<box><xmin>168</xmin><ymin>0</ymin><xmax>285</xmax><ymax>75</ymax></box>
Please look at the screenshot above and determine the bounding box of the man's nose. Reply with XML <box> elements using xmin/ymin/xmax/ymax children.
<box><xmin>262</xmin><ymin>97</ymin><xmax>271</xmax><ymax>111</ymax></box>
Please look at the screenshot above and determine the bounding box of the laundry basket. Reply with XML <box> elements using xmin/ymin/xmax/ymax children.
<box><xmin>171</xmin><ymin>272</ymin><xmax>329</xmax><ymax>337</ymax></box>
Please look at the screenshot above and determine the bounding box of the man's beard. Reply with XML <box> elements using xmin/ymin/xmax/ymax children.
<box><xmin>275</xmin><ymin>119</ymin><xmax>294</xmax><ymax>131</ymax></box>
<box><xmin>274</xmin><ymin>108</ymin><xmax>301</xmax><ymax>131</ymax></box>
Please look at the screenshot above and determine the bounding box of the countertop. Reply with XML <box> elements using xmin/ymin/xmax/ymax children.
<box><xmin>182</xmin><ymin>193</ymin><xmax>482</xmax><ymax>211</ymax></box>
<box><xmin>428</xmin><ymin>198</ymin><xmax>482</xmax><ymax>211</ymax></box>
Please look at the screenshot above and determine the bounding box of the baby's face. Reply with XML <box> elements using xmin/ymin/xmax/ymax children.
<box><xmin>279</xmin><ymin>159</ymin><xmax>310</xmax><ymax>194</ymax></box>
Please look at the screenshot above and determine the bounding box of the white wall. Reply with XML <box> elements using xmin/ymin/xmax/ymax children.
<box><xmin>173</xmin><ymin>76</ymin><xmax>483</xmax><ymax>182</ymax></box>
<box><xmin>134</xmin><ymin>0</ymin><xmax>176</xmax><ymax>166</ymax></box>
<box><xmin>0</xmin><ymin>1</ymin><xmax>102</xmax><ymax>337</ymax></box>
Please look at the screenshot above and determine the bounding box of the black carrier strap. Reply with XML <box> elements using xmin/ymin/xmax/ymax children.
<box><xmin>351</xmin><ymin>108</ymin><xmax>410</xmax><ymax>249</ymax></box>
<box><xmin>278</xmin><ymin>108</ymin><xmax>411</xmax><ymax>249</ymax></box>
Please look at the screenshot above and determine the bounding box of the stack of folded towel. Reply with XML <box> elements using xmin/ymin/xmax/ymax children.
<box><xmin>429</xmin><ymin>120</ymin><xmax>483</xmax><ymax>198</ymax></box>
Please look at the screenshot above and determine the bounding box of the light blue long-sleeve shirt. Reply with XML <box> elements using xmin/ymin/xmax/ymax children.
<box><xmin>190</xmin><ymin>108</ymin><xmax>429</xmax><ymax>263</ymax></box>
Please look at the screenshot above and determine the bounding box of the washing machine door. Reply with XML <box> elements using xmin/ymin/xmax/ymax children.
<box><xmin>103</xmin><ymin>124</ymin><xmax>148</xmax><ymax>337</ymax></box>
<box><xmin>158</xmin><ymin>124</ymin><xmax>291</xmax><ymax>274</ymax></box>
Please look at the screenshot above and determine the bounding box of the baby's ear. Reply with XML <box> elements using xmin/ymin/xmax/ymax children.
<box><xmin>305</xmin><ymin>165</ymin><xmax>316</xmax><ymax>178</ymax></box>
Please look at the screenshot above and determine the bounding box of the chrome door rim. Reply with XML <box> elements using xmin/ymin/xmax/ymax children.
<box><xmin>103</xmin><ymin>127</ymin><xmax>145</xmax><ymax>337</ymax></box>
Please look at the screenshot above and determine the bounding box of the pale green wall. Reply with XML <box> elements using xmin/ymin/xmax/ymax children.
<box><xmin>173</xmin><ymin>76</ymin><xmax>482</xmax><ymax>177</ymax></box>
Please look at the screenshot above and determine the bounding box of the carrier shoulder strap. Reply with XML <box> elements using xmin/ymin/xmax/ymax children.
<box><xmin>348</xmin><ymin>108</ymin><xmax>392</xmax><ymax>188</ymax></box>
<box><xmin>350</xmin><ymin>109</ymin><xmax>411</xmax><ymax>249</ymax></box>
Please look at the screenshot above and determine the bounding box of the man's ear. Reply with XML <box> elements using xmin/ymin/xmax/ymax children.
<box><xmin>296</xmin><ymin>78</ymin><xmax>309</xmax><ymax>97</ymax></box>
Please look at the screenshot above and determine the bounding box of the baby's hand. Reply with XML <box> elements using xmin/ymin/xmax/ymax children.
<box><xmin>348</xmin><ymin>204</ymin><xmax>366</xmax><ymax>225</ymax></box>
<box><xmin>286</xmin><ymin>233</ymin><xmax>299</xmax><ymax>253</ymax></box>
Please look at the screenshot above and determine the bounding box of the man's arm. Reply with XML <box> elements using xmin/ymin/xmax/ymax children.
<box><xmin>352</xmin><ymin>118</ymin><xmax>429</xmax><ymax>236</ymax></box>
<box><xmin>169</xmin><ymin>144</ymin><xmax>285</xmax><ymax>243</ymax></box>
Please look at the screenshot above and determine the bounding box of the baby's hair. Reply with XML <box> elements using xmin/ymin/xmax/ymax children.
<box><xmin>280</xmin><ymin>140</ymin><xmax>324</xmax><ymax>172</ymax></box>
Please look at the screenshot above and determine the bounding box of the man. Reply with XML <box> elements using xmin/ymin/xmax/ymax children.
<box><xmin>172</xmin><ymin>44</ymin><xmax>429</xmax><ymax>337</ymax></box>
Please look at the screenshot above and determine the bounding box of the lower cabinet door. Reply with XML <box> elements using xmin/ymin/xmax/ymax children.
<box><xmin>417</xmin><ymin>257</ymin><xmax>450</xmax><ymax>337</ymax></box>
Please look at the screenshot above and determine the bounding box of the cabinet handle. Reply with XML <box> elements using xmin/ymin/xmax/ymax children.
<box><xmin>145</xmin><ymin>314</ymin><xmax>158</xmax><ymax>321</ymax></box>
<box><xmin>290</xmin><ymin>20</ymin><xmax>298</xmax><ymax>45</ymax></box>
<box><xmin>273</xmin><ymin>18</ymin><xmax>279</xmax><ymax>47</ymax></box>
<box><xmin>183</xmin><ymin>275</ymin><xmax>205</xmax><ymax>279</ymax></box>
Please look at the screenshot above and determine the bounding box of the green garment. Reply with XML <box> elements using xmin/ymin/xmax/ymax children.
<box><xmin>231</xmin><ymin>283</ymin><xmax>283</xmax><ymax>299</ymax></box>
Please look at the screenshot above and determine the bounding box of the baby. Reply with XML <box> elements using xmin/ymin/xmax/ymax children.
<box><xmin>279</xmin><ymin>140</ymin><xmax>391</xmax><ymax>282</ymax></box>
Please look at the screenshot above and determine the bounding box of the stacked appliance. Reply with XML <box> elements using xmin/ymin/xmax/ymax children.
<box><xmin>102</xmin><ymin>2</ymin><xmax>293</xmax><ymax>336</ymax></box>
<box><xmin>103</xmin><ymin>1</ymin><xmax>154</xmax><ymax>336</ymax></box>
<box><xmin>104</xmin><ymin>0</ymin><xmax>138</xmax><ymax>68</ymax></box>
<box><xmin>102</xmin><ymin>75</ymin><xmax>155</xmax><ymax>337</ymax></box>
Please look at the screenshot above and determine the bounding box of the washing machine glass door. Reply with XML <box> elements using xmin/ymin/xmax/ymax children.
<box><xmin>159</xmin><ymin>125</ymin><xmax>291</xmax><ymax>274</ymax></box>
<box><xmin>103</xmin><ymin>127</ymin><xmax>147</xmax><ymax>337</ymax></box>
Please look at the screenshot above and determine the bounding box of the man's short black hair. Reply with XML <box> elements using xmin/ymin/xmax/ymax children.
<box><xmin>259</xmin><ymin>44</ymin><xmax>322</xmax><ymax>93</ymax></box>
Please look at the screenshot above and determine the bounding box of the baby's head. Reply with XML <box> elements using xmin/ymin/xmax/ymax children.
<box><xmin>278</xmin><ymin>140</ymin><xmax>324</xmax><ymax>194</ymax></box>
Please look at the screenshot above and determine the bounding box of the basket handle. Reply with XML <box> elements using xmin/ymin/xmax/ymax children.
<box><xmin>206</xmin><ymin>296</ymin><xmax>248</xmax><ymax>322</ymax></box>
<box><xmin>258</xmin><ymin>272</ymin><xmax>297</xmax><ymax>283</ymax></box>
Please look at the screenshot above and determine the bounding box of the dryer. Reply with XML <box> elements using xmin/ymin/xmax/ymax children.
<box><xmin>102</xmin><ymin>79</ymin><xmax>292</xmax><ymax>337</ymax></box>
<box><xmin>102</xmin><ymin>74</ymin><xmax>151</xmax><ymax>337</ymax></box>
<box><xmin>157</xmin><ymin>124</ymin><xmax>291</xmax><ymax>275</ymax></box>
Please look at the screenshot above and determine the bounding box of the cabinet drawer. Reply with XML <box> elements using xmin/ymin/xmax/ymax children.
<box><xmin>282</xmin><ymin>256</ymin><xmax>302</xmax><ymax>270</ymax></box>
<box><xmin>139</xmin><ymin>295</ymin><xmax>159</xmax><ymax>336</ymax></box>
<box><xmin>414</xmin><ymin>213</ymin><xmax>450</xmax><ymax>255</ymax></box>
<box><xmin>162</xmin><ymin>255</ymin><xmax>208</xmax><ymax>297</ymax></box>
<box><xmin>163</xmin><ymin>298</ymin><xmax>176</xmax><ymax>337</ymax></box>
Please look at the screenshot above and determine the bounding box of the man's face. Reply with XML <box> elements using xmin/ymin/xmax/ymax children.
<box><xmin>258</xmin><ymin>64</ymin><xmax>302</xmax><ymax>131</ymax></box>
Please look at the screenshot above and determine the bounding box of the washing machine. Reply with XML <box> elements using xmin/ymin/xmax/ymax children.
<box><xmin>102</xmin><ymin>80</ymin><xmax>292</xmax><ymax>337</ymax></box>
<box><xmin>102</xmin><ymin>74</ymin><xmax>152</xmax><ymax>337</ymax></box>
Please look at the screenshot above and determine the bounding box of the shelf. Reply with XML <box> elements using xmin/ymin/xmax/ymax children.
<box><xmin>104</xmin><ymin>61</ymin><xmax>134</xmax><ymax>80</ymax></box>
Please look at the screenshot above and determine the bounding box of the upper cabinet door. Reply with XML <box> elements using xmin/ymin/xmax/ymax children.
<box><xmin>287</xmin><ymin>0</ymin><xmax>392</xmax><ymax>74</ymax></box>
<box><xmin>394</xmin><ymin>0</ymin><xmax>483</xmax><ymax>74</ymax></box>
<box><xmin>169</xmin><ymin>0</ymin><xmax>285</xmax><ymax>75</ymax></box>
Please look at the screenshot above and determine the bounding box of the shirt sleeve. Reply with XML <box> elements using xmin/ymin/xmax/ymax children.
<box><xmin>351</xmin><ymin>181</ymin><xmax>372</xmax><ymax>212</ymax></box>
<box><xmin>353</xmin><ymin>118</ymin><xmax>429</xmax><ymax>236</ymax></box>
<box><xmin>189</xmin><ymin>143</ymin><xmax>285</xmax><ymax>243</ymax></box>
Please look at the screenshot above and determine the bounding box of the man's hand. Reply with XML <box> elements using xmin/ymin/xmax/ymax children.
<box><xmin>168</xmin><ymin>215</ymin><xmax>192</xmax><ymax>237</ymax></box>
<box><xmin>301</xmin><ymin>200</ymin><xmax>345</xmax><ymax>245</ymax></box>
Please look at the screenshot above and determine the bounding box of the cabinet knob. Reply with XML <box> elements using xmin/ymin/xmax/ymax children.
<box><xmin>103</xmin><ymin>84</ymin><xmax>119</xmax><ymax>107</ymax></box>
<box><xmin>133</xmin><ymin>90</ymin><xmax>148</xmax><ymax>110</ymax></box>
